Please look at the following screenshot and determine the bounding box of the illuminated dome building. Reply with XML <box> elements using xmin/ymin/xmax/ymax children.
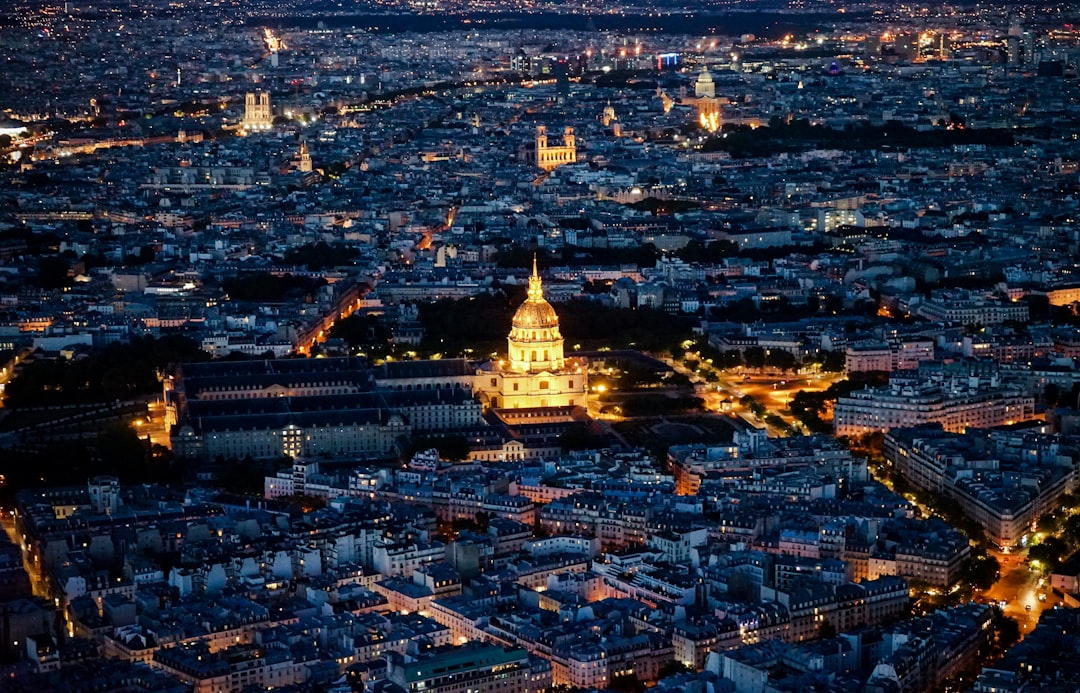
<box><xmin>692</xmin><ymin>68</ymin><xmax>723</xmax><ymax>132</ymax></box>
<box><xmin>601</xmin><ymin>101</ymin><xmax>617</xmax><ymax>127</ymax></box>
<box><xmin>476</xmin><ymin>258</ymin><xmax>588</xmax><ymax>412</ymax></box>
<box><xmin>694</xmin><ymin>68</ymin><xmax>716</xmax><ymax>98</ymax></box>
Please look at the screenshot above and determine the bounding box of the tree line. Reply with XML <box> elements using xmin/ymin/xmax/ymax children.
<box><xmin>4</xmin><ymin>335</ymin><xmax>209</xmax><ymax>408</ymax></box>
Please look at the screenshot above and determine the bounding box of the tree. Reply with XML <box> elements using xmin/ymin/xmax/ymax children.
<box><xmin>740</xmin><ymin>395</ymin><xmax>766</xmax><ymax>418</ymax></box>
<box><xmin>409</xmin><ymin>435</ymin><xmax>470</xmax><ymax>461</ymax></box>
<box><xmin>854</xmin><ymin>431</ymin><xmax>886</xmax><ymax>456</ymax></box>
<box><xmin>717</xmin><ymin>350</ymin><xmax>743</xmax><ymax>370</ymax></box>
<box><xmin>818</xmin><ymin>620</ymin><xmax>837</xmax><ymax>639</ymax></box>
<box><xmin>1029</xmin><ymin>536</ymin><xmax>1069</xmax><ymax>572</ymax></box>
<box><xmin>764</xmin><ymin>413</ymin><xmax>787</xmax><ymax>429</ymax></box>
<box><xmin>583</xmin><ymin>279</ymin><xmax>611</xmax><ymax>295</ymax></box>
<box><xmin>960</xmin><ymin>552</ymin><xmax>1000</xmax><ymax>591</ymax></box>
<box><xmin>1037</xmin><ymin>510</ymin><xmax>1063</xmax><ymax>536</ymax></box>
<box><xmin>992</xmin><ymin>610</ymin><xmax>1021</xmax><ymax>652</ymax></box>
<box><xmin>216</xmin><ymin>456</ymin><xmax>269</xmax><ymax>494</ymax></box>
<box><xmin>820</xmin><ymin>349</ymin><xmax>846</xmax><ymax>372</ymax></box>
<box><xmin>97</xmin><ymin>424</ymin><xmax>149</xmax><ymax>481</ymax></box>
<box><xmin>1063</xmin><ymin>514</ymin><xmax>1080</xmax><ymax>546</ymax></box>
<box><xmin>329</xmin><ymin>314</ymin><xmax>392</xmax><ymax>354</ymax></box>
<box><xmin>559</xmin><ymin>423</ymin><xmax>594</xmax><ymax>452</ymax></box>
<box><xmin>1044</xmin><ymin>383</ymin><xmax>1062</xmax><ymax>407</ymax></box>
<box><xmin>676</xmin><ymin>239</ymin><xmax>737</xmax><ymax>263</ymax></box>
<box><xmin>4</xmin><ymin>335</ymin><xmax>208</xmax><ymax>408</ymax></box>
<box><xmin>658</xmin><ymin>660</ymin><xmax>694</xmax><ymax>678</ymax></box>
<box><xmin>284</xmin><ymin>242</ymin><xmax>360</xmax><ymax>271</ymax></box>
<box><xmin>609</xmin><ymin>672</ymin><xmax>646</xmax><ymax>693</ymax></box>
<box><xmin>37</xmin><ymin>256</ymin><xmax>73</xmax><ymax>289</ymax></box>
<box><xmin>280</xmin><ymin>494</ymin><xmax>327</xmax><ymax>512</ymax></box>
<box><xmin>743</xmin><ymin>346</ymin><xmax>766</xmax><ymax>370</ymax></box>
<box><xmin>222</xmin><ymin>273</ymin><xmax>324</xmax><ymax>302</ymax></box>
<box><xmin>765</xmin><ymin>349</ymin><xmax>797</xmax><ymax>372</ymax></box>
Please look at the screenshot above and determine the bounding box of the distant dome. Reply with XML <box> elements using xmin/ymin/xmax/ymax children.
<box><xmin>695</xmin><ymin>69</ymin><xmax>716</xmax><ymax>98</ymax></box>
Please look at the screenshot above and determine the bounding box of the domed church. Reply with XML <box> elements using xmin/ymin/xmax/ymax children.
<box><xmin>476</xmin><ymin>258</ymin><xmax>588</xmax><ymax>412</ymax></box>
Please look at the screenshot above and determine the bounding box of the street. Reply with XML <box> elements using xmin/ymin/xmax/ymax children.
<box><xmin>0</xmin><ymin>347</ymin><xmax>33</xmax><ymax>409</ymax></box>
<box><xmin>983</xmin><ymin>549</ymin><xmax>1062</xmax><ymax>633</ymax></box>
<box><xmin>869</xmin><ymin>459</ymin><xmax>1059</xmax><ymax>637</ymax></box>
<box><xmin>709</xmin><ymin>370</ymin><xmax>843</xmax><ymax>436</ymax></box>
<box><xmin>141</xmin><ymin>398</ymin><xmax>172</xmax><ymax>448</ymax></box>
<box><xmin>0</xmin><ymin>510</ymin><xmax>50</xmax><ymax>599</ymax></box>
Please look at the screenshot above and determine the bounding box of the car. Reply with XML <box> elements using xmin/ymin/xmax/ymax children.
<box><xmin>1026</xmin><ymin>604</ymin><xmax>1032</xmax><ymax>611</ymax></box>
<box><xmin>1039</xmin><ymin>594</ymin><xmax>1047</xmax><ymax>602</ymax></box>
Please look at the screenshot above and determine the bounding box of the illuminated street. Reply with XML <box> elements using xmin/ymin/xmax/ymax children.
<box><xmin>700</xmin><ymin>361</ymin><xmax>843</xmax><ymax>435</ymax></box>
<box><xmin>139</xmin><ymin>397</ymin><xmax>172</xmax><ymax>449</ymax></box>
<box><xmin>0</xmin><ymin>511</ymin><xmax>49</xmax><ymax>599</ymax></box>
<box><xmin>0</xmin><ymin>348</ymin><xmax>32</xmax><ymax>409</ymax></box>
<box><xmin>983</xmin><ymin>549</ymin><xmax>1062</xmax><ymax>634</ymax></box>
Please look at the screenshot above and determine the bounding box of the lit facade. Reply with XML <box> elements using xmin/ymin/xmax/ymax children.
<box><xmin>298</xmin><ymin>140</ymin><xmax>312</xmax><ymax>172</ymax></box>
<box><xmin>833</xmin><ymin>378</ymin><xmax>1034</xmax><ymax>437</ymax></box>
<box><xmin>693</xmin><ymin>68</ymin><xmax>722</xmax><ymax>131</ymax></box>
<box><xmin>535</xmin><ymin>125</ymin><xmax>576</xmax><ymax>171</ymax></box>
<box><xmin>242</xmin><ymin>92</ymin><xmax>273</xmax><ymax>131</ymax></box>
<box><xmin>845</xmin><ymin>339</ymin><xmax>935</xmax><ymax>373</ymax></box>
<box><xmin>913</xmin><ymin>297</ymin><xmax>1029</xmax><ymax>326</ymax></box>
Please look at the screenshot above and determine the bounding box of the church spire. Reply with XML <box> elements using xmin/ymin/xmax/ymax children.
<box><xmin>527</xmin><ymin>255</ymin><xmax>544</xmax><ymax>302</ymax></box>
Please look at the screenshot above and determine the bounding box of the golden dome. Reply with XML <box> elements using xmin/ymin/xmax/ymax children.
<box><xmin>512</xmin><ymin>256</ymin><xmax>560</xmax><ymax>329</ymax></box>
<box><xmin>513</xmin><ymin>299</ymin><xmax>559</xmax><ymax>329</ymax></box>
